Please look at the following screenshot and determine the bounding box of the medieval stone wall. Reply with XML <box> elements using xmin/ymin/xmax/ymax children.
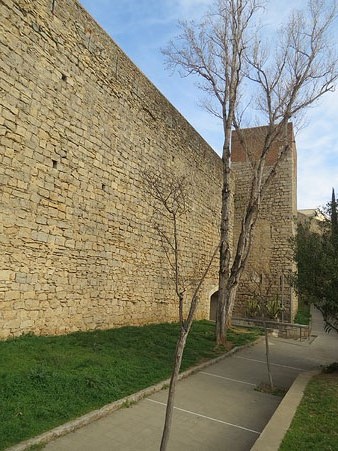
<box><xmin>0</xmin><ymin>0</ymin><xmax>297</xmax><ymax>339</ymax></box>
<box><xmin>231</xmin><ymin>125</ymin><xmax>298</xmax><ymax>321</ymax></box>
<box><xmin>0</xmin><ymin>0</ymin><xmax>224</xmax><ymax>338</ymax></box>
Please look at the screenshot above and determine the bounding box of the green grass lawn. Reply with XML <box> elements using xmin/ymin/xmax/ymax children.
<box><xmin>280</xmin><ymin>370</ymin><xmax>338</xmax><ymax>450</ymax></box>
<box><xmin>0</xmin><ymin>321</ymin><xmax>260</xmax><ymax>449</ymax></box>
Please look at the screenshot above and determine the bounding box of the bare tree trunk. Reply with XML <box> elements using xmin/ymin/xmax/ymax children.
<box><xmin>220</xmin><ymin>190</ymin><xmax>259</xmax><ymax>336</ymax></box>
<box><xmin>224</xmin><ymin>287</ymin><xmax>238</xmax><ymax>330</ymax></box>
<box><xmin>216</xmin><ymin>169</ymin><xmax>232</xmax><ymax>344</ymax></box>
<box><xmin>216</xmin><ymin>121</ymin><xmax>233</xmax><ymax>345</ymax></box>
<box><xmin>264</xmin><ymin>322</ymin><xmax>274</xmax><ymax>390</ymax></box>
<box><xmin>160</xmin><ymin>329</ymin><xmax>188</xmax><ymax>451</ymax></box>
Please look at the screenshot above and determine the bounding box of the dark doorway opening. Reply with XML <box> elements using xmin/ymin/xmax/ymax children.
<box><xmin>209</xmin><ymin>291</ymin><xmax>219</xmax><ymax>321</ymax></box>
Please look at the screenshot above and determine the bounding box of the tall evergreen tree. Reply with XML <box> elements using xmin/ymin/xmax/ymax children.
<box><xmin>331</xmin><ymin>188</ymin><xmax>338</xmax><ymax>245</ymax></box>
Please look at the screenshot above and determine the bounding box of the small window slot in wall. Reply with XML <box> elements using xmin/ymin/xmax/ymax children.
<box><xmin>102</xmin><ymin>184</ymin><xmax>106</xmax><ymax>191</ymax></box>
<box><xmin>52</xmin><ymin>160</ymin><xmax>58</xmax><ymax>169</ymax></box>
<box><xmin>61</xmin><ymin>73</ymin><xmax>67</xmax><ymax>82</ymax></box>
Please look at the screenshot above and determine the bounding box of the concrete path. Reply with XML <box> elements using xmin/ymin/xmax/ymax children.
<box><xmin>43</xmin><ymin>309</ymin><xmax>337</xmax><ymax>451</ymax></box>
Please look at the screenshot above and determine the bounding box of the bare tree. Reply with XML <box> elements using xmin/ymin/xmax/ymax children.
<box><xmin>163</xmin><ymin>0</ymin><xmax>338</xmax><ymax>345</ymax></box>
<box><xmin>143</xmin><ymin>169</ymin><xmax>219</xmax><ymax>451</ymax></box>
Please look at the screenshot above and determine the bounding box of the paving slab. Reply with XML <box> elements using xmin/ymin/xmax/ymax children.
<box><xmin>44</xmin><ymin>357</ymin><xmax>280</xmax><ymax>451</ymax></box>
<box><xmin>35</xmin><ymin>308</ymin><xmax>338</xmax><ymax>450</ymax></box>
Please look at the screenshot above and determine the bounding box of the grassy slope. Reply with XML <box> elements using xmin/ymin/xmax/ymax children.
<box><xmin>0</xmin><ymin>321</ymin><xmax>259</xmax><ymax>449</ymax></box>
<box><xmin>280</xmin><ymin>372</ymin><xmax>338</xmax><ymax>451</ymax></box>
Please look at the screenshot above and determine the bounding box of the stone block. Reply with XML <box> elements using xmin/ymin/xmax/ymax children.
<box><xmin>0</xmin><ymin>270</ymin><xmax>13</xmax><ymax>282</ymax></box>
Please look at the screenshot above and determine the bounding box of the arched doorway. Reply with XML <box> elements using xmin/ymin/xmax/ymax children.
<box><xmin>209</xmin><ymin>290</ymin><xmax>219</xmax><ymax>321</ymax></box>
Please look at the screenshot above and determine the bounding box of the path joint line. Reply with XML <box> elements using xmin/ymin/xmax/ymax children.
<box><xmin>200</xmin><ymin>372</ymin><xmax>256</xmax><ymax>386</ymax></box>
<box><xmin>147</xmin><ymin>399</ymin><xmax>261</xmax><ymax>435</ymax></box>
<box><xmin>234</xmin><ymin>356</ymin><xmax>306</xmax><ymax>371</ymax></box>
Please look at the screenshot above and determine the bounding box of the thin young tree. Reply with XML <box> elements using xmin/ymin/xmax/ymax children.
<box><xmin>163</xmin><ymin>0</ymin><xmax>338</xmax><ymax>344</ymax></box>
<box><xmin>143</xmin><ymin>169</ymin><xmax>219</xmax><ymax>451</ymax></box>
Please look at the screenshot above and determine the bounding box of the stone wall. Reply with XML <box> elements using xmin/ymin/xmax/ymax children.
<box><xmin>231</xmin><ymin>125</ymin><xmax>298</xmax><ymax>321</ymax></box>
<box><xmin>0</xmin><ymin>0</ymin><xmax>297</xmax><ymax>339</ymax></box>
<box><xmin>0</xmin><ymin>0</ymin><xmax>223</xmax><ymax>338</ymax></box>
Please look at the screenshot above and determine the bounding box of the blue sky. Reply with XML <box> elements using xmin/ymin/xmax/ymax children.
<box><xmin>80</xmin><ymin>0</ymin><xmax>338</xmax><ymax>209</ymax></box>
